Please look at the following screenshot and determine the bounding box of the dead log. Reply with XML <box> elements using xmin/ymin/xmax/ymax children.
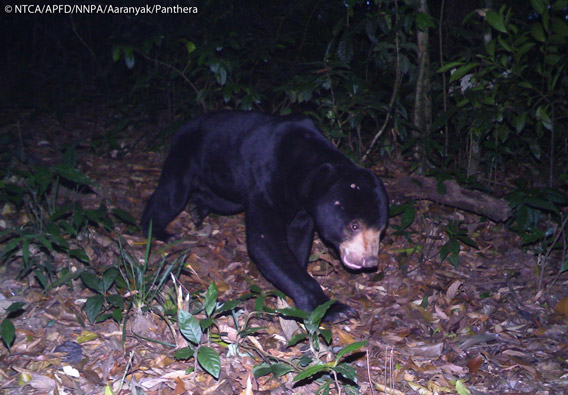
<box><xmin>394</xmin><ymin>176</ymin><xmax>512</xmax><ymax>222</ymax></box>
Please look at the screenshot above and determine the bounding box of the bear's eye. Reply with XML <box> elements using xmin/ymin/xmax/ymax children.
<box><xmin>350</xmin><ymin>221</ymin><xmax>360</xmax><ymax>231</ymax></box>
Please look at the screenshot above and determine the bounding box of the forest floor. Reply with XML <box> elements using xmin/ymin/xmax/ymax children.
<box><xmin>0</xmin><ymin>104</ymin><xmax>567</xmax><ymax>394</ymax></box>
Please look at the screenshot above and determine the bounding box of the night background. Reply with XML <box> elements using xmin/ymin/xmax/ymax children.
<box><xmin>1</xmin><ymin>0</ymin><xmax>567</xmax><ymax>393</ymax></box>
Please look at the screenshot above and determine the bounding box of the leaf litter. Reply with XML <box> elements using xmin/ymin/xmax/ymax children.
<box><xmin>0</xmin><ymin>107</ymin><xmax>566</xmax><ymax>394</ymax></box>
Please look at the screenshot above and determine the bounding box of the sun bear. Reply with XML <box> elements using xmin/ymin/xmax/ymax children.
<box><xmin>141</xmin><ymin>111</ymin><xmax>389</xmax><ymax>322</ymax></box>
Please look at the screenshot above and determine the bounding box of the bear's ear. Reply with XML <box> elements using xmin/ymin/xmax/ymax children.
<box><xmin>314</xmin><ymin>162</ymin><xmax>335</xmax><ymax>181</ymax></box>
<box><xmin>299</xmin><ymin>163</ymin><xmax>336</xmax><ymax>201</ymax></box>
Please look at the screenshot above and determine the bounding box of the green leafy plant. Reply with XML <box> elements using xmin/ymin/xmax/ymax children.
<box><xmin>439</xmin><ymin>1</ymin><xmax>568</xmax><ymax>181</ymax></box>
<box><xmin>506</xmin><ymin>186</ymin><xmax>568</xmax><ymax>242</ymax></box>
<box><xmin>440</xmin><ymin>221</ymin><xmax>478</xmax><ymax>268</ymax></box>
<box><xmin>389</xmin><ymin>202</ymin><xmax>416</xmax><ymax>241</ymax></box>
<box><xmin>252</xmin><ymin>300</ymin><xmax>366</xmax><ymax>394</ymax></box>
<box><xmin>81</xmin><ymin>268</ymin><xmax>125</xmax><ymax>324</ymax></box>
<box><xmin>174</xmin><ymin>282</ymin><xmax>284</xmax><ymax>380</ymax></box>
<box><xmin>112</xmin><ymin>25</ymin><xmax>264</xmax><ymax>115</ymax></box>
<box><xmin>0</xmin><ymin>302</ymin><xmax>25</xmax><ymax>351</ymax></box>
<box><xmin>117</xmin><ymin>230</ymin><xmax>184</xmax><ymax>312</ymax></box>
<box><xmin>175</xmin><ymin>282</ymin><xmax>224</xmax><ymax>379</ymax></box>
<box><xmin>80</xmin><ymin>224</ymin><xmax>185</xmax><ymax>331</ymax></box>
<box><xmin>293</xmin><ymin>340</ymin><xmax>366</xmax><ymax>395</ymax></box>
<box><xmin>170</xmin><ymin>281</ymin><xmax>368</xmax><ymax>392</ymax></box>
<box><xmin>286</xmin><ymin>301</ymin><xmax>365</xmax><ymax>394</ymax></box>
<box><xmin>280</xmin><ymin>300</ymin><xmax>334</xmax><ymax>352</ymax></box>
<box><xmin>109</xmin><ymin>1</ymin><xmax>417</xmax><ymax>162</ymax></box>
<box><xmin>506</xmin><ymin>185</ymin><xmax>568</xmax><ymax>290</ymax></box>
<box><xmin>173</xmin><ymin>281</ymin><xmax>294</xmax><ymax>379</ymax></box>
<box><xmin>0</xmin><ymin>157</ymin><xmax>111</xmax><ymax>287</ymax></box>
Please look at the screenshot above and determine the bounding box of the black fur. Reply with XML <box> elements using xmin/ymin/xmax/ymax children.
<box><xmin>142</xmin><ymin>111</ymin><xmax>388</xmax><ymax>322</ymax></box>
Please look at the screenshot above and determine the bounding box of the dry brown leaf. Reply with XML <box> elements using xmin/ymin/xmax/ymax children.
<box><xmin>553</xmin><ymin>296</ymin><xmax>568</xmax><ymax>318</ymax></box>
<box><xmin>439</xmin><ymin>363</ymin><xmax>468</xmax><ymax>375</ymax></box>
<box><xmin>466</xmin><ymin>312</ymin><xmax>490</xmax><ymax>322</ymax></box>
<box><xmin>394</xmin><ymin>327</ymin><xmax>412</xmax><ymax>337</ymax></box>
<box><xmin>517</xmin><ymin>362</ymin><xmax>538</xmax><ymax>376</ymax></box>
<box><xmin>79</xmin><ymin>366</ymin><xmax>103</xmax><ymax>385</ymax></box>
<box><xmin>459</xmin><ymin>333</ymin><xmax>499</xmax><ymax>350</ymax></box>
<box><xmin>427</xmin><ymin>377</ymin><xmax>453</xmax><ymax>394</ymax></box>
<box><xmin>27</xmin><ymin>359</ymin><xmax>55</xmax><ymax>371</ymax></box>
<box><xmin>277</xmin><ymin>297</ymin><xmax>300</xmax><ymax>341</ymax></box>
<box><xmin>502</xmin><ymin>349</ymin><xmax>529</xmax><ymax>358</ymax></box>
<box><xmin>152</xmin><ymin>354</ymin><xmax>176</xmax><ymax>369</ymax></box>
<box><xmin>446</xmin><ymin>280</ymin><xmax>463</xmax><ymax>300</ymax></box>
<box><xmin>336</xmin><ymin>327</ymin><xmax>356</xmax><ymax>345</ymax></box>
<box><xmin>534</xmin><ymin>326</ymin><xmax>547</xmax><ymax>336</ymax></box>
<box><xmin>248</xmin><ymin>334</ymin><xmax>264</xmax><ymax>352</ymax></box>
<box><xmin>258</xmin><ymin>375</ymin><xmax>284</xmax><ymax>391</ymax></box>
<box><xmin>219</xmin><ymin>323</ymin><xmax>239</xmax><ymax>343</ymax></box>
<box><xmin>27</xmin><ymin>373</ymin><xmax>57</xmax><ymax>392</ymax></box>
<box><xmin>212</xmin><ymin>239</ymin><xmax>227</xmax><ymax>254</ymax></box>
<box><xmin>161</xmin><ymin>370</ymin><xmax>194</xmax><ymax>379</ymax></box>
<box><xmin>408</xmin><ymin>342</ymin><xmax>444</xmax><ymax>358</ymax></box>
<box><xmin>139</xmin><ymin>377</ymin><xmax>168</xmax><ymax>390</ymax></box>
<box><xmin>374</xmin><ymin>382</ymin><xmax>406</xmax><ymax>395</ymax></box>
<box><xmin>433</xmin><ymin>304</ymin><xmax>450</xmax><ymax>321</ymax></box>
<box><xmin>416</xmin><ymin>305</ymin><xmax>436</xmax><ymax>323</ymax></box>
<box><xmin>381</xmin><ymin>333</ymin><xmax>407</xmax><ymax>344</ymax></box>
<box><xmin>428</xmin><ymin>373</ymin><xmax>452</xmax><ymax>389</ymax></box>
<box><xmin>407</xmin><ymin>380</ymin><xmax>434</xmax><ymax>394</ymax></box>
<box><xmin>467</xmin><ymin>354</ymin><xmax>483</xmax><ymax>374</ymax></box>
<box><xmin>173</xmin><ymin>377</ymin><xmax>187</xmax><ymax>394</ymax></box>
<box><xmin>217</xmin><ymin>280</ymin><xmax>231</xmax><ymax>292</ymax></box>
<box><xmin>242</xmin><ymin>373</ymin><xmax>254</xmax><ymax>395</ymax></box>
<box><xmin>11</xmin><ymin>335</ymin><xmax>43</xmax><ymax>353</ymax></box>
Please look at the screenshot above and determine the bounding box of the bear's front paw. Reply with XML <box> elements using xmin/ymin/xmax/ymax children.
<box><xmin>323</xmin><ymin>302</ymin><xmax>359</xmax><ymax>323</ymax></box>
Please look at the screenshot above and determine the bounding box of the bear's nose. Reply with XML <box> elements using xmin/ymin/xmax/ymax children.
<box><xmin>363</xmin><ymin>256</ymin><xmax>378</xmax><ymax>268</ymax></box>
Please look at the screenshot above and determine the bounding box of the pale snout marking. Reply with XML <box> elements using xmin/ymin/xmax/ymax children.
<box><xmin>339</xmin><ymin>227</ymin><xmax>382</xmax><ymax>270</ymax></box>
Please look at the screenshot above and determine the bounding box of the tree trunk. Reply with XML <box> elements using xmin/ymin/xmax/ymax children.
<box><xmin>413</xmin><ymin>0</ymin><xmax>432</xmax><ymax>140</ymax></box>
<box><xmin>467</xmin><ymin>0</ymin><xmax>493</xmax><ymax>176</ymax></box>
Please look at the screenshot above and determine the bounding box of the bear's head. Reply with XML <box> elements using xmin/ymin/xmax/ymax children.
<box><xmin>308</xmin><ymin>165</ymin><xmax>389</xmax><ymax>270</ymax></box>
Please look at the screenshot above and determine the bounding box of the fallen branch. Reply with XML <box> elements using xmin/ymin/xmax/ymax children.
<box><xmin>395</xmin><ymin>176</ymin><xmax>512</xmax><ymax>222</ymax></box>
